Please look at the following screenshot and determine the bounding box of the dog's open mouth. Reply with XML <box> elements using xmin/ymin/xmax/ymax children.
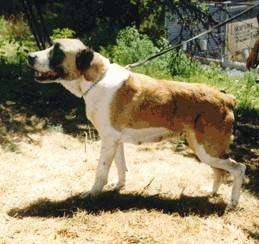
<box><xmin>34</xmin><ymin>70</ymin><xmax>60</xmax><ymax>82</ymax></box>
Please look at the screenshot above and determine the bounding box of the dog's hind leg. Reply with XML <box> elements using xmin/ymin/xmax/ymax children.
<box><xmin>211</xmin><ymin>158</ymin><xmax>245</xmax><ymax>209</ymax></box>
<box><xmin>211</xmin><ymin>167</ymin><xmax>225</xmax><ymax>195</ymax></box>
<box><xmin>186</xmin><ymin>131</ymin><xmax>246</xmax><ymax>209</ymax></box>
<box><xmin>200</xmin><ymin>154</ymin><xmax>245</xmax><ymax>209</ymax></box>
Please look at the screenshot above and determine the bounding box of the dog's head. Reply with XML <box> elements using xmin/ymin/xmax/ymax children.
<box><xmin>28</xmin><ymin>38</ymin><xmax>107</xmax><ymax>83</ymax></box>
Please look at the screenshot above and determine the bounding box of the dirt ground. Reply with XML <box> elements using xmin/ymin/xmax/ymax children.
<box><xmin>0</xmin><ymin>130</ymin><xmax>258</xmax><ymax>243</ymax></box>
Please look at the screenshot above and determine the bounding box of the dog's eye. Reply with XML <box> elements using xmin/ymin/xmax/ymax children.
<box><xmin>49</xmin><ymin>43</ymin><xmax>65</xmax><ymax>68</ymax></box>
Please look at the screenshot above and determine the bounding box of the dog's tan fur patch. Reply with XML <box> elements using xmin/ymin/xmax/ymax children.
<box><xmin>82</xmin><ymin>53</ymin><xmax>107</xmax><ymax>82</ymax></box>
<box><xmin>111</xmin><ymin>72</ymin><xmax>235</xmax><ymax>158</ymax></box>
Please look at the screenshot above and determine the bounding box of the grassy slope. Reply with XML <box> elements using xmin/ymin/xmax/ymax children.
<box><xmin>0</xmin><ymin>131</ymin><xmax>258</xmax><ymax>243</ymax></box>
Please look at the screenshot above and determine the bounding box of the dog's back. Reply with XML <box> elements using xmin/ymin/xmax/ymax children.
<box><xmin>111</xmin><ymin>72</ymin><xmax>235</xmax><ymax>158</ymax></box>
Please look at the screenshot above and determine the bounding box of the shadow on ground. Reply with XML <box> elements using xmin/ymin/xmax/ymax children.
<box><xmin>8</xmin><ymin>191</ymin><xmax>227</xmax><ymax>218</ymax></box>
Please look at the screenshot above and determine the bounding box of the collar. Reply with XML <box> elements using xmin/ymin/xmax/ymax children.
<box><xmin>81</xmin><ymin>55</ymin><xmax>110</xmax><ymax>98</ymax></box>
<box><xmin>81</xmin><ymin>66</ymin><xmax>109</xmax><ymax>98</ymax></box>
<box><xmin>81</xmin><ymin>79</ymin><xmax>101</xmax><ymax>98</ymax></box>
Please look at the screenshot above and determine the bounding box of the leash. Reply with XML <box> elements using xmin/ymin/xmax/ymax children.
<box><xmin>125</xmin><ymin>2</ymin><xmax>259</xmax><ymax>69</ymax></box>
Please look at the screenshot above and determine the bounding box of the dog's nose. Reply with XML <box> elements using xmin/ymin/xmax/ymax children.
<box><xmin>28</xmin><ymin>54</ymin><xmax>36</xmax><ymax>66</ymax></box>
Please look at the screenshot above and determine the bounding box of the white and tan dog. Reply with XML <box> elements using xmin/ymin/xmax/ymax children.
<box><xmin>28</xmin><ymin>38</ymin><xmax>246</xmax><ymax>209</ymax></box>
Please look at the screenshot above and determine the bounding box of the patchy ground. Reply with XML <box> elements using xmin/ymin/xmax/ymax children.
<box><xmin>0</xmin><ymin>130</ymin><xmax>258</xmax><ymax>243</ymax></box>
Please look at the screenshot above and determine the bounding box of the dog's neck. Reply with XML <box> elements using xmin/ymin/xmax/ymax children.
<box><xmin>59</xmin><ymin>54</ymin><xmax>110</xmax><ymax>98</ymax></box>
<box><xmin>59</xmin><ymin>77</ymin><xmax>90</xmax><ymax>97</ymax></box>
<box><xmin>83</xmin><ymin>52</ymin><xmax>110</xmax><ymax>82</ymax></box>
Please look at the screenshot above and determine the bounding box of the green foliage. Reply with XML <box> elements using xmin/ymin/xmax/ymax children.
<box><xmin>51</xmin><ymin>28</ymin><xmax>75</xmax><ymax>40</ymax></box>
<box><xmin>234</xmin><ymin>72</ymin><xmax>259</xmax><ymax>114</ymax></box>
<box><xmin>0</xmin><ymin>16</ymin><xmax>35</xmax><ymax>80</ymax></box>
<box><xmin>100</xmin><ymin>26</ymin><xmax>202</xmax><ymax>79</ymax></box>
<box><xmin>100</xmin><ymin>27</ymin><xmax>172</xmax><ymax>79</ymax></box>
<box><xmin>169</xmin><ymin>51</ymin><xmax>202</xmax><ymax>78</ymax></box>
<box><xmin>101</xmin><ymin>27</ymin><xmax>158</xmax><ymax>65</ymax></box>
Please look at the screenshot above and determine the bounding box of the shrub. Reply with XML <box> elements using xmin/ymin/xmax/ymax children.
<box><xmin>100</xmin><ymin>26</ymin><xmax>172</xmax><ymax>79</ymax></box>
<box><xmin>0</xmin><ymin>15</ymin><xmax>35</xmax><ymax>80</ymax></box>
<box><xmin>100</xmin><ymin>26</ymin><xmax>158</xmax><ymax>65</ymax></box>
<box><xmin>169</xmin><ymin>51</ymin><xmax>202</xmax><ymax>78</ymax></box>
<box><xmin>51</xmin><ymin>28</ymin><xmax>76</xmax><ymax>40</ymax></box>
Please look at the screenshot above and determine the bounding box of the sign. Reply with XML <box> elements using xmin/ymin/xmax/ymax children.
<box><xmin>226</xmin><ymin>18</ymin><xmax>259</xmax><ymax>61</ymax></box>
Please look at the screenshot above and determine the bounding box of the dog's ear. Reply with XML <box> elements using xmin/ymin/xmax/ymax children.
<box><xmin>76</xmin><ymin>48</ymin><xmax>94</xmax><ymax>71</ymax></box>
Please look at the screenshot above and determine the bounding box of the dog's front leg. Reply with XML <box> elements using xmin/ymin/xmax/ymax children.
<box><xmin>89</xmin><ymin>138</ymin><xmax>119</xmax><ymax>196</ymax></box>
<box><xmin>113</xmin><ymin>143</ymin><xmax>127</xmax><ymax>190</ymax></box>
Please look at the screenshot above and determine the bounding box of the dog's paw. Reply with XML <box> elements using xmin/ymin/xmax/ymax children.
<box><xmin>105</xmin><ymin>182</ymin><xmax>125</xmax><ymax>192</ymax></box>
<box><xmin>79</xmin><ymin>191</ymin><xmax>91</xmax><ymax>199</ymax></box>
<box><xmin>201</xmin><ymin>185</ymin><xmax>216</xmax><ymax>195</ymax></box>
<box><xmin>209</xmin><ymin>192</ymin><xmax>220</xmax><ymax>197</ymax></box>
<box><xmin>225</xmin><ymin>201</ymin><xmax>238</xmax><ymax>212</ymax></box>
<box><xmin>79</xmin><ymin>189</ymin><xmax>101</xmax><ymax>199</ymax></box>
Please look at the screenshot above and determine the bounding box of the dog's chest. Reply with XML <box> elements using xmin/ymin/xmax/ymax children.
<box><xmin>83</xmin><ymin>64</ymin><xmax>129</xmax><ymax>135</ymax></box>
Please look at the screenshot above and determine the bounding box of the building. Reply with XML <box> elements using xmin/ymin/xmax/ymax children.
<box><xmin>165</xmin><ymin>1</ymin><xmax>259</xmax><ymax>64</ymax></box>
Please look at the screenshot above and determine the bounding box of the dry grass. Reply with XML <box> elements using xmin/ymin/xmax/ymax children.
<box><xmin>0</xmin><ymin>131</ymin><xmax>258</xmax><ymax>243</ymax></box>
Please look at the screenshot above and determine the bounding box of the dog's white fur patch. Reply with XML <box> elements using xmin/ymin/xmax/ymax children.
<box><xmin>31</xmin><ymin>47</ymin><xmax>52</xmax><ymax>73</ymax></box>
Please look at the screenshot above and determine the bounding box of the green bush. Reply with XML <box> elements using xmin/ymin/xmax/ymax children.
<box><xmin>99</xmin><ymin>26</ymin><xmax>204</xmax><ymax>79</ymax></box>
<box><xmin>51</xmin><ymin>28</ymin><xmax>76</xmax><ymax>40</ymax></box>
<box><xmin>169</xmin><ymin>51</ymin><xmax>202</xmax><ymax>78</ymax></box>
<box><xmin>0</xmin><ymin>15</ymin><xmax>35</xmax><ymax>80</ymax></box>
<box><xmin>100</xmin><ymin>26</ymin><xmax>158</xmax><ymax>65</ymax></box>
<box><xmin>100</xmin><ymin>26</ymin><xmax>172</xmax><ymax>79</ymax></box>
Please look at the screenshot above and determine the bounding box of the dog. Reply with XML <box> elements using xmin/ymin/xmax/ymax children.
<box><xmin>246</xmin><ymin>38</ymin><xmax>259</xmax><ymax>70</ymax></box>
<box><xmin>28</xmin><ymin>38</ymin><xmax>246</xmax><ymax>209</ymax></box>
